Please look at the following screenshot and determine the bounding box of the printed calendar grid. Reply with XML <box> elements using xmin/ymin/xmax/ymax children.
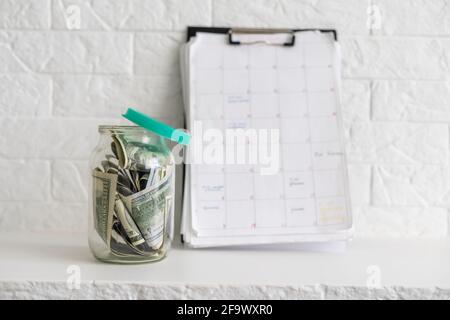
<box><xmin>189</xmin><ymin>36</ymin><xmax>349</xmax><ymax>235</ymax></box>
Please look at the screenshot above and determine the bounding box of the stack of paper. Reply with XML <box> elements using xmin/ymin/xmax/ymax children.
<box><xmin>180</xmin><ymin>28</ymin><xmax>352</xmax><ymax>248</ymax></box>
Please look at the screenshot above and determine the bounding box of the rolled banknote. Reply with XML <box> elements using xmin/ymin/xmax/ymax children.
<box><xmin>92</xmin><ymin>170</ymin><xmax>118</xmax><ymax>248</ymax></box>
<box><xmin>114</xmin><ymin>195</ymin><xmax>146</xmax><ymax>248</ymax></box>
<box><xmin>120</xmin><ymin>167</ymin><xmax>173</xmax><ymax>250</ymax></box>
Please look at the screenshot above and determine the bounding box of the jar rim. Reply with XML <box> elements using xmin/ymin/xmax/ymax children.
<box><xmin>98</xmin><ymin>125</ymin><xmax>148</xmax><ymax>133</ymax></box>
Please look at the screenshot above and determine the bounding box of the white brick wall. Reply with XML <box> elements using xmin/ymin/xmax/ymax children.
<box><xmin>0</xmin><ymin>0</ymin><xmax>448</xmax><ymax>237</ymax></box>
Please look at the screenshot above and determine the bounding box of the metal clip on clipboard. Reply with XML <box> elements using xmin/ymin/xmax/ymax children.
<box><xmin>228</xmin><ymin>28</ymin><xmax>296</xmax><ymax>46</ymax></box>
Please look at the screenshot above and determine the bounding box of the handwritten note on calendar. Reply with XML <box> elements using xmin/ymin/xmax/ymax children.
<box><xmin>181</xmin><ymin>29</ymin><xmax>352</xmax><ymax>247</ymax></box>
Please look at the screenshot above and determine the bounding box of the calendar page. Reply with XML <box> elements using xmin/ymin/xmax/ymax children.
<box><xmin>181</xmin><ymin>30</ymin><xmax>352</xmax><ymax>247</ymax></box>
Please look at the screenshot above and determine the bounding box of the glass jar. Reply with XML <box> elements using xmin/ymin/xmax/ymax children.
<box><xmin>89</xmin><ymin>125</ymin><xmax>175</xmax><ymax>263</ymax></box>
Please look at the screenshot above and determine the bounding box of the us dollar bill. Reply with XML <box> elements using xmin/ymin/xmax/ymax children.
<box><xmin>113</xmin><ymin>134</ymin><xmax>169</xmax><ymax>171</ymax></box>
<box><xmin>120</xmin><ymin>169</ymin><xmax>173</xmax><ymax>250</ymax></box>
<box><xmin>111</xmin><ymin>135</ymin><xmax>128</xmax><ymax>169</ymax></box>
<box><xmin>110</xmin><ymin>218</ymin><xmax>148</xmax><ymax>257</ymax></box>
<box><xmin>92</xmin><ymin>170</ymin><xmax>118</xmax><ymax>248</ymax></box>
<box><xmin>114</xmin><ymin>195</ymin><xmax>146</xmax><ymax>247</ymax></box>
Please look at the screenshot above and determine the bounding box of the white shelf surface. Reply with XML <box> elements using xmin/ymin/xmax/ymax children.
<box><xmin>1</xmin><ymin>233</ymin><xmax>450</xmax><ymax>299</ymax></box>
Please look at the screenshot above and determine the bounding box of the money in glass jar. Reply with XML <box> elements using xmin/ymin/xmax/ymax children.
<box><xmin>88</xmin><ymin>111</ymin><xmax>189</xmax><ymax>263</ymax></box>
